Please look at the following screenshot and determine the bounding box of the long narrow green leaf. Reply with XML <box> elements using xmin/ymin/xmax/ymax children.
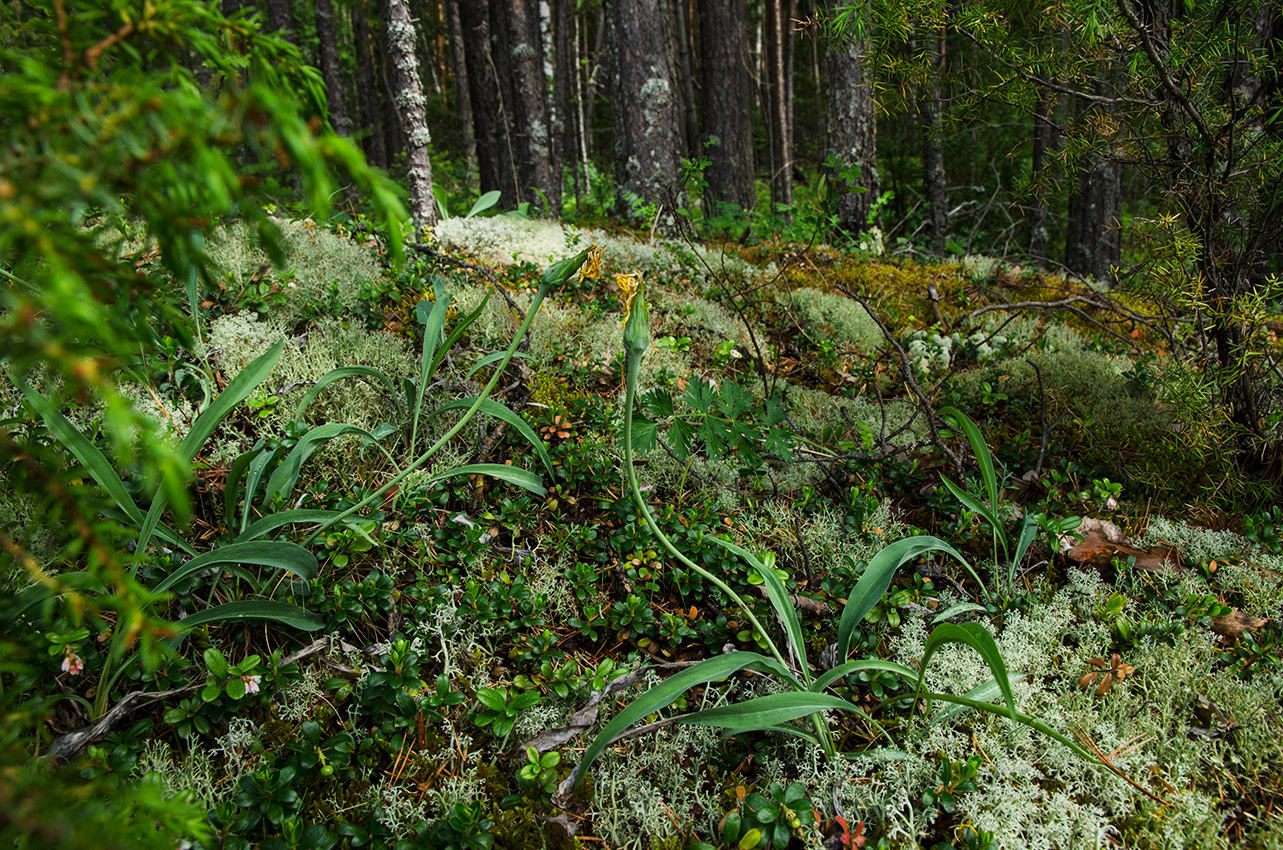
<box><xmin>241</xmin><ymin>444</ymin><xmax>284</xmax><ymax>532</ymax></box>
<box><xmin>941</xmin><ymin>406</ymin><xmax>999</xmax><ymax>517</ymax></box>
<box><xmin>431</xmin><ymin>397</ymin><xmax>554</xmax><ymax>479</ymax></box>
<box><xmin>224</xmin><ymin>444</ymin><xmax>264</xmax><ymax>529</ymax></box>
<box><xmin>675</xmin><ymin>691</ymin><xmax>866</xmax><ymax>732</ymax></box>
<box><xmin>4</xmin><ymin>571</ymin><xmax>103</xmax><ymax>622</ymax></box>
<box><xmin>1011</xmin><ymin>512</ymin><xmax>1039</xmax><ymax>574</ymax></box>
<box><xmin>426</xmin><ymin>462</ymin><xmax>546</xmax><ymax>497</ymax></box>
<box><xmin>705</xmin><ymin>535</ymin><xmax>807</xmax><ymax>680</ymax></box>
<box><xmin>293</xmin><ymin>366</ymin><xmax>402</xmax><ymax>421</ymax></box>
<box><xmin>16</xmin><ymin>378</ymin><xmax>142</xmax><ymax>526</ymax></box>
<box><xmin>836</xmin><ymin>536</ymin><xmax>978</xmax><ymax>660</ymax></box>
<box><xmin>929</xmin><ymin>674</ymin><xmax>1027</xmax><ymax>727</ymax></box>
<box><xmin>466</xmin><ymin>190</ymin><xmax>502</xmax><ymax>219</ymax></box>
<box><xmin>154</xmin><ymin>541</ymin><xmax>318</xmax><ymax>594</ymax></box>
<box><xmin>16</xmin><ymin>379</ymin><xmax>197</xmax><ymax>556</ymax></box>
<box><xmin>260</xmin><ymin>423</ymin><xmax>395</xmax><ymax>508</ymax></box>
<box><xmin>571</xmin><ymin>652</ymin><xmax>790</xmax><ymax>788</ymax></box>
<box><xmin>940</xmin><ymin>477</ymin><xmax>1002</xmax><ymax>531</ymax></box>
<box><xmin>465</xmin><ymin>350</ymin><xmax>529</xmax><ymax>380</ymax></box>
<box><xmin>139</xmin><ymin>340</ymin><xmax>285</xmax><ymax>554</ymax></box>
<box><xmin>911</xmin><ymin>691</ymin><xmax>1100</xmax><ymax>764</ymax></box>
<box><xmin>236</xmin><ymin>509</ymin><xmax>348</xmax><ymax>543</ymax></box>
<box><xmin>410</xmin><ymin>290</ymin><xmax>451</xmax><ymax>450</ymax></box>
<box><xmin>811</xmin><ymin>658</ymin><xmax>918</xmax><ymax>693</ymax></box>
<box><xmin>181</xmin><ymin>340</ymin><xmax>285</xmax><ymax>463</ymax></box>
<box><xmin>175</xmin><ymin>600</ymin><xmax>324</xmax><ymax>631</ymax></box>
<box><xmin>915</xmin><ymin>622</ymin><xmax>1015</xmax><ymax>721</ymax></box>
<box><xmin>429</xmin><ymin>288</ymin><xmax>492</xmax><ymax>378</ymax></box>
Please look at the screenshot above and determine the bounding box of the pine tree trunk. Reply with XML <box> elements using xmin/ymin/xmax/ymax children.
<box><xmin>266</xmin><ymin>0</ymin><xmax>291</xmax><ymax>35</ymax></box>
<box><xmin>1065</xmin><ymin>80</ymin><xmax>1120</xmax><ymax>282</ymax></box>
<box><xmin>385</xmin><ymin>0</ymin><xmax>438</xmax><ymax>233</ymax></box>
<box><xmin>763</xmin><ymin>0</ymin><xmax>794</xmax><ymax>213</ymax></box>
<box><xmin>461</xmin><ymin>0</ymin><xmax>519</xmax><ymax>204</ymax></box>
<box><xmin>826</xmin><ymin>30</ymin><xmax>878</xmax><ymax>235</ymax></box>
<box><xmin>606</xmin><ymin>0</ymin><xmax>685</xmax><ymax>222</ymax></box>
<box><xmin>554</xmin><ymin>0</ymin><xmax>576</xmax><ymax>211</ymax></box>
<box><xmin>314</xmin><ymin>0</ymin><xmax>352</xmax><ymax>137</ymax></box>
<box><xmin>1029</xmin><ymin>86</ymin><xmax>1055</xmax><ymax>260</ymax></box>
<box><xmin>505</xmin><ymin>0</ymin><xmax>559</xmax><ymax>213</ymax></box>
<box><xmin>699</xmin><ymin>0</ymin><xmax>755</xmax><ymax>214</ymax></box>
<box><xmin>446</xmin><ymin>0</ymin><xmax>478</xmax><ymax>178</ymax></box>
<box><xmin>352</xmin><ymin>0</ymin><xmax>386</xmax><ymax>169</ymax></box>
<box><xmin>920</xmin><ymin>29</ymin><xmax>948</xmax><ymax>254</ymax></box>
<box><xmin>671</xmin><ymin>0</ymin><xmax>700</xmax><ymax>158</ymax></box>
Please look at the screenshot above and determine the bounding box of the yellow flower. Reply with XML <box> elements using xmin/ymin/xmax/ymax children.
<box><xmin>615</xmin><ymin>272</ymin><xmax>641</xmax><ymax>326</ymax></box>
<box><xmin>577</xmin><ymin>244</ymin><xmax>604</xmax><ymax>283</ymax></box>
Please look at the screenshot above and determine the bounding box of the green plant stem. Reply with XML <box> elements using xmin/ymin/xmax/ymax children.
<box><xmin>302</xmin><ymin>285</ymin><xmax>550</xmax><ymax>546</ymax></box>
<box><xmin>621</xmin><ymin>350</ymin><xmax>837</xmax><ymax>758</ymax></box>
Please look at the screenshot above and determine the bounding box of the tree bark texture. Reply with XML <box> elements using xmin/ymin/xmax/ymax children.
<box><xmin>554</xmin><ymin>0</ymin><xmax>576</xmax><ymax>210</ymax></box>
<box><xmin>460</xmin><ymin>0</ymin><xmax>519</xmax><ymax>204</ymax></box>
<box><xmin>351</xmin><ymin>0</ymin><xmax>386</xmax><ymax>169</ymax></box>
<box><xmin>671</xmin><ymin>0</ymin><xmax>700</xmax><ymax>158</ymax></box>
<box><xmin>920</xmin><ymin>29</ymin><xmax>948</xmax><ymax>253</ymax></box>
<box><xmin>446</xmin><ymin>0</ymin><xmax>478</xmax><ymax>178</ymax></box>
<box><xmin>763</xmin><ymin>0</ymin><xmax>795</xmax><ymax>212</ymax></box>
<box><xmin>502</xmin><ymin>0</ymin><xmax>560</xmax><ymax>213</ymax></box>
<box><xmin>265</xmin><ymin>0</ymin><xmax>291</xmax><ymax>35</ymax></box>
<box><xmin>605</xmin><ymin>0</ymin><xmax>686</xmax><ymax>221</ymax></box>
<box><xmin>826</xmin><ymin>31</ymin><xmax>879</xmax><ymax>235</ymax></box>
<box><xmin>385</xmin><ymin>0</ymin><xmax>438</xmax><ymax>233</ymax></box>
<box><xmin>698</xmin><ymin>0</ymin><xmax>755</xmax><ymax>214</ymax></box>
<box><xmin>1028</xmin><ymin>86</ymin><xmax>1056</xmax><ymax>259</ymax></box>
<box><xmin>313</xmin><ymin>0</ymin><xmax>352</xmax><ymax>137</ymax></box>
<box><xmin>1065</xmin><ymin>81</ymin><xmax>1120</xmax><ymax>282</ymax></box>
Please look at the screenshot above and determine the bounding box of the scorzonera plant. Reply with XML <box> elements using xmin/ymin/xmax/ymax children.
<box><xmin>569</xmin><ymin>275</ymin><xmax>1101</xmax><ymax>790</ymax></box>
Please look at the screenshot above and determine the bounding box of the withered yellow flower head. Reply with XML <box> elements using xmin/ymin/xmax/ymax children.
<box><xmin>577</xmin><ymin>244</ymin><xmax>604</xmax><ymax>283</ymax></box>
<box><xmin>615</xmin><ymin>271</ymin><xmax>641</xmax><ymax>321</ymax></box>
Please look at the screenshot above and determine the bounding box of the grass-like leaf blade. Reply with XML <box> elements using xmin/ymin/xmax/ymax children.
<box><xmin>571</xmin><ymin>652</ymin><xmax>790</xmax><ymax>788</ymax></box>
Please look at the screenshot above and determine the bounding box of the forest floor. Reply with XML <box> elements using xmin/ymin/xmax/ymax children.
<box><xmin>6</xmin><ymin>213</ymin><xmax>1283</xmax><ymax>850</ymax></box>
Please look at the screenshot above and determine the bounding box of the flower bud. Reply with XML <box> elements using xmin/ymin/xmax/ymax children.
<box><xmin>541</xmin><ymin>245</ymin><xmax>597</xmax><ymax>290</ymax></box>
<box><xmin>619</xmin><ymin>272</ymin><xmax>649</xmax><ymax>358</ymax></box>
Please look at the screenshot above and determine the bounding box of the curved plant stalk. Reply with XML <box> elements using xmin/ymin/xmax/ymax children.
<box><xmin>616</xmin><ymin>273</ymin><xmax>832</xmax><ymax>755</ymax></box>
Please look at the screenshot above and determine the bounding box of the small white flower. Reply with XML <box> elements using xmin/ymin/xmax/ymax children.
<box><xmin>1059</xmin><ymin>534</ymin><xmax>1074</xmax><ymax>554</ymax></box>
<box><xmin>1105</xmin><ymin>496</ymin><xmax>1118</xmax><ymax>510</ymax></box>
<box><xmin>242</xmin><ymin>674</ymin><xmax>261</xmax><ymax>695</ymax></box>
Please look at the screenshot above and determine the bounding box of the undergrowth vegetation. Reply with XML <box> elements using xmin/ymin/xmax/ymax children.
<box><xmin>3</xmin><ymin>212</ymin><xmax>1282</xmax><ymax>850</ymax></box>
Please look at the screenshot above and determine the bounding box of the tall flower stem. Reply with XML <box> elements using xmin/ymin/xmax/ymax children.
<box><xmin>621</xmin><ymin>350</ymin><xmax>794</xmax><ymax>682</ymax></box>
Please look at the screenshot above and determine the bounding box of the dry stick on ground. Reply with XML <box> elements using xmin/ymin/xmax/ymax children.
<box><xmin>834</xmin><ymin>285</ymin><xmax>961</xmax><ymax>473</ymax></box>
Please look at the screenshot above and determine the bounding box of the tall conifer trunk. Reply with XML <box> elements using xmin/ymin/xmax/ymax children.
<box><xmin>313</xmin><ymin>0</ymin><xmax>352</xmax><ymax>137</ymax></box>
<box><xmin>605</xmin><ymin>0</ymin><xmax>685</xmax><ymax>222</ymax></box>
<box><xmin>826</xmin><ymin>30</ymin><xmax>878</xmax><ymax>235</ymax></box>
<box><xmin>699</xmin><ymin>0</ymin><xmax>755</xmax><ymax>214</ymax></box>
<box><xmin>385</xmin><ymin>0</ymin><xmax>438</xmax><ymax>233</ymax></box>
